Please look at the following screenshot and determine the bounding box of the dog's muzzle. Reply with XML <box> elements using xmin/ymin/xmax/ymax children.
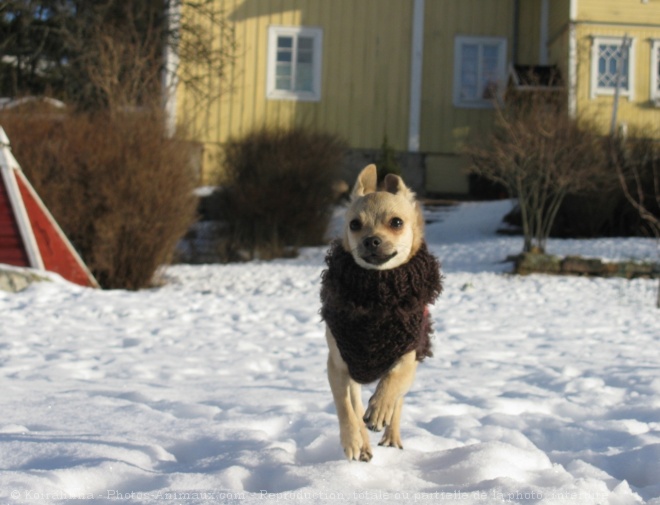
<box><xmin>361</xmin><ymin>236</ymin><xmax>397</xmax><ymax>265</ymax></box>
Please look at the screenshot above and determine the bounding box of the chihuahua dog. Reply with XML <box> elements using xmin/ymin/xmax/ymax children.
<box><xmin>320</xmin><ymin>164</ymin><xmax>442</xmax><ymax>462</ymax></box>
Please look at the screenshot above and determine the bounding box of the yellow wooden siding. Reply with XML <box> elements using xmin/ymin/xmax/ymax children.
<box><xmin>517</xmin><ymin>0</ymin><xmax>542</xmax><ymax>65</ymax></box>
<box><xmin>547</xmin><ymin>31</ymin><xmax>569</xmax><ymax>90</ymax></box>
<box><xmin>419</xmin><ymin>0</ymin><xmax>515</xmax><ymax>155</ymax></box>
<box><xmin>546</xmin><ymin>0</ymin><xmax>570</xmax><ymax>81</ymax></box>
<box><xmin>425</xmin><ymin>154</ymin><xmax>470</xmax><ymax>195</ymax></box>
<box><xmin>574</xmin><ymin>23</ymin><xmax>660</xmax><ymax>133</ymax></box>
<box><xmin>176</xmin><ymin>0</ymin><xmax>660</xmax><ymax>189</ymax></box>
<box><xmin>177</xmin><ymin>0</ymin><xmax>415</xmax><ymax>180</ymax></box>
<box><xmin>578</xmin><ymin>0</ymin><xmax>660</xmax><ymax>25</ymax></box>
<box><xmin>575</xmin><ymin>0</ymin><xmax>660</xmax><ymax>134</ymax></box>
<box><xmin>548</xmin><ymin>0</ymin><xmax>570</xmax><ymax>35</ymax></box>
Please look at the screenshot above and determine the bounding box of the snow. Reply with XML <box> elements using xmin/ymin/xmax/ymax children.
<box><xmin>1</xmin><ymin>199</ymin><xmax>659</xmax><ymax>505</ymax></box>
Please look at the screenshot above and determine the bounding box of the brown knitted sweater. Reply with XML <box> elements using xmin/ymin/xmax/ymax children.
<box><xmin>320</xmin><ymin>240</ymin><xmax>442</xmax><ymax>384</ymax></box>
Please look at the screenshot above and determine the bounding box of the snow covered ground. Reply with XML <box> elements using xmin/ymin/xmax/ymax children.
<box><xmin>1</xmin><ymin>200</ymin><xmax>659</xmax><ymax>505</ymax></box>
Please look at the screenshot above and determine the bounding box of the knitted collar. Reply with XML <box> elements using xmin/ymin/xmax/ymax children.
<box><xmin>320</xmin><ymin>240</ymin><xmax>442</xmax><ymax>383</ymax></box>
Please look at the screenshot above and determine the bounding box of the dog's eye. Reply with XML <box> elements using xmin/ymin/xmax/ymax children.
<box><xmin>349</xmin><ymin>219</ymin><xmax>362</xmax><ymax>231</ymax></box>
<box><xmin>390</xmin><ymin>217</ymin><xmax>404</xmax><ymax>229</ymax></box>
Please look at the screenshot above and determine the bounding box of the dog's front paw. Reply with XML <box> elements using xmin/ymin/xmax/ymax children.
<box><xmin>341</xmin><ymin>428</ymin><xmax>372</xmax><ymax>462</ymax></box>
<box><xmin>363</xmin><ymin>397</ymin><xmax>395</xmax><ymax>432</ymax></box>
<box><xmin>358</xmin><ymin>444</ymin><xmax>373</xmax><ymax>462</ymax></box>
<box><xmin>378</xmin><ymin>429</ymin><xmax>403</xmax><ymax>449</ymax></box>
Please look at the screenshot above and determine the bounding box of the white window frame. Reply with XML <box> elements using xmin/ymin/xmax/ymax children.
<box><xmin>590</xmin><ymin>36</ymin><xmax>636</xmax><ymax>101</ymax></box>
<box><xmin>266</xmin><ymin>26</ymin><xmax>323</xmax><ymax>102</ymax></box>
<box><xmin>453</xmin><ymin>35</ymin><xmax>508</xmax><ymax>109</ymax></box>
<box><xmin>651</xmin><ymin>39</ymin><xmax>660</xmax><ymax>103</ymax></box>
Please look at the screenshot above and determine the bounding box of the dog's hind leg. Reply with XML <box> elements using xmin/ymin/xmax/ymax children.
<box><xmin>363</xmin><ymin>350</ymin><xmax>417</xmax><ymax>434</ymax></box>
<box><xmin>378</xmin><ymin>397</ymin><xmax>404</xmax><ymax>449</ymax></box>
<box><xmin>326</xmin><ymin>329</ymin><xmax>372</xmax><ymax>462</ymax></box>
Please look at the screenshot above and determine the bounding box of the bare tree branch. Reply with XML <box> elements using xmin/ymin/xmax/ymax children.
<box><xmin>0</xmin><ymin>0</ymin><xmax>236</xmax><ymax>113</ymax></box>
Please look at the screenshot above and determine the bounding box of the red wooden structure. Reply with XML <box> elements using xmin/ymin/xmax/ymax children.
<box><xmin>0</xmin><ymin>126</ymin><xmax>98</xmax><ymax>288</ymax></box>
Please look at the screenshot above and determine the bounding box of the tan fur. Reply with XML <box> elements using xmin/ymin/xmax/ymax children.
<box><xmin>326</xmin><ymin>164</ymin><xmax>425</xmax><ymax>461</ymax></box>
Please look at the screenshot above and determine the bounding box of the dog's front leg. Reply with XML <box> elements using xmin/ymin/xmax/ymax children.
<box><xmin>378</xmin><ymin>396</ymin><xmax>404</xmax><ymax>448</ymax></box>
<box><xmin>363</xmin><ymin>350</ymin><xmax>417</xmax><ymax>433</ymax></box>
<box><xmin>326</xmin><ymin>330</ymin><xmax>373</xmax><ymax>462</ymax></box>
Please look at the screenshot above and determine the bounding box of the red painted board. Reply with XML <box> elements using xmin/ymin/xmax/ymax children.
<box><xmin>14</xmin><ymin>172</ymin><xmax>97</xmax><ymax>287</ymax></box>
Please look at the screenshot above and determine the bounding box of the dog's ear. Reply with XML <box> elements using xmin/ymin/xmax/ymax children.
<box><xmin>384</xmin><ymin>173</ymin><xmax>416</xmax><ymax>203</ymax></box>
<box><xmin>351</xmin><ymin>164</ymin><xmax>378</xmax><ymax>199</ymax></box>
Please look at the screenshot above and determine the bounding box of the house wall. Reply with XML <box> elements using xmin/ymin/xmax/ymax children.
<box><xmin>548</xmin><ymin>0</ymin><xmax>571</xmax><ymax>37</ymax></box>
<box><xmin>577</xmin><ymin>0</ymin><xmax>660</xmax><ymax>24</ymax></box>
<box><xmin>176</xmin><ymin>0</ymin><xmax>660</xmax><ymax>192</ymax></box>
<box><xmin>572</xmin><ymin>0</ymin><xmax>660</xmax><ymax>133</ymax></box>
<box><xmin>178</xmin><ymin>0</ymin><xmax>415</xmax><ymax>182</ymax></box>
<box><xmin>547</xmin><ymin>0</ymin><xmax>571</xmax><ymax>82</ymax></box>
<box><xmin>420</xmin><ymin>0</ymin><xmax>515</xmax><ymax>195</ymax></box>
<box><xmin>178</xmin><ymin>0</ymin><xmax>517</xmax><ymax>191</ymax></box>
<box><xmin>420</xmin><ymin>0</ymin><xmax>515</xmax><ymax>155</ymax></box>
<box><xmin>425</xmin><ymin>155</ymin><xmax>470</xmax><ymax>195</ymax></box>
<box><xmin>517</xmin><ymin>0</ymin><xmax>542</xmax><ymax>65</ymax></box>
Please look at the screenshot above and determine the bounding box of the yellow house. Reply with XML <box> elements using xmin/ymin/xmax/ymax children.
<box><xmin>173</xmin><ymin>0</ymin><xmax>660</xmax><ymax>195</ymax></box>
<box><xmin>518</xmin><ymin>0</ymin><xmax>660</xmax><ymax>135</ymax></box>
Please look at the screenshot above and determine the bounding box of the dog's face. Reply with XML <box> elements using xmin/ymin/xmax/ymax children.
<box><xmin>343</xmin><ymin>164</ymin><xmax>424</xmax><ymax>270</ymax></box>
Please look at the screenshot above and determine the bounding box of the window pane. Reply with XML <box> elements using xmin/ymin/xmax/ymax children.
<box><xmin>620</xmin><ymin>57</ymin><xmax>629</xmax><ymax>88</ymax></box>
<box><xmin>277</xmin><ymin>36</ymin><xmax>293</xmax><ymax>49</ymax></box>
<box><xmin>298</xmin><ymin>37</ymin><xmax>314</xmax><ymax>51</ymax></box>
<box><xmin>276</xmin><ymin>63</ymin><xmax>291</xmax><ymax>77</ymax></box>
<box><xmin>276</xmin><ymin>76</ymin><xmax>292</xmax><ymax>90</ymax></box>
<box><xmin>597</xmin><ymin>43</ymin><xmax>628</xmax><ymax>89</ymax></box>
<box><xmin>277</xmin><ymin>50</ymin><xmax>292</xmax><ymax>63</ymax></box>
<box><xmin>295</xmin><ymin>63</ymin><xmax>313</xmax><ymax>91</ymax></box>
<box><xmin>481</xmin><ymin>44</ymin><xmax>500</xmax><ymax>98</ymax></box>
<box><xmin>276</xmin><ymin>61</ymin><xmax>292</xmax><ymax>90</ymax></box>
<box><xmin>607</xmin><ymin>55</ymin><xmax>618</xmax><ymax>75</ymax></box>
<box><xmin>482</xmin><ymin>45</ymin><xmax>499</xmax><ymax>71</ymax></box>
<box><xmin>269</xmin><ymin>29</ymin><xmax>321</xmax><ymax>99</ymax></box>
<box><xmin>460</xmin><ymin>44</ymin><xmax>479</xmax><ymax>100</ymax></box>
<box><xmin>296</xmin><ymin>37</ymin><xmax>315</xmax><ymax>90</ymax></box>
<box><xmin>297</xmin><ymin>50</ymin><xmax>313</xmax><ymax>64</ymax></box>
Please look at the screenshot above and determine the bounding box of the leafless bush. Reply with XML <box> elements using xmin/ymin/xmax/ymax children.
<box><xmin>0</xmin><ymin>109</ymin><xmax>198</xmax><ymax>289</ymax></box>
<box><xmin>609</xmin><ymin>132</ymin><xmax>660</xmax><ymax>235</ymax></box>
<box><xmin>214</xmin><ymin>127</ymin><xmax>347</xmax><ymax>260</ymax></box>
<box><xmin>465</xmin><ymin>92</ymin><xmax>606</xmax><ymax>254</ymax></box>
<box><xmin>608</xmin><ymin>129</ymin><xmax>660</xmax><ymax>307</ymax></box>
<box><xmin>83</xmin><ymin>25</ymin><xmax>163</xmax><ymax>112</ymax></box>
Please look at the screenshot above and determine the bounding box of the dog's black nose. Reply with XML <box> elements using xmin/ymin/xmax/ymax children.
<box><xmin>363</xmin><ymin>236</ymin><xmax>382</xmax><ymax>251</ymax></box>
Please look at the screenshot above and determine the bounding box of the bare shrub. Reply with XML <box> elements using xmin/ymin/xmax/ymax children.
<box><xmin>83</xmin><ymin>25</ymin><xmax>164</xmax><ymax>112</ymax></box>
<box><xmin>608</xmin><ymin>129</ymin><xmax>660</xmax><ymax>307</ymax></box>
<box><xmin>465</xmin><ymin>92</ymin><xmax>606</xmax><ymax>254</ymax></box>
<box><xmin>609</xmin><ymin>131</ymin><xmax>660</xmax><ymax>236</ymax></box>
<box><xmin>215</xmin><ymin>127</ymin><xmax>346</xmax><ymax>260</ymax></box>
<box><xmin>0</xmin><ymin>109</ymin><xmax>198</xmax><ymax>290</ymax></box>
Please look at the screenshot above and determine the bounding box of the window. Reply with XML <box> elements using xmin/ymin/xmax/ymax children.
<box><xmin>651</xmin><ymin>39</ymin><xmax>660</xmax><ymax>103</ymax></box>
<box><xmin>267</xmin><ymin>26</ymin><xmax>322</xmax><ymax>101</ymax></box>
<box><xmin>453</xmin><ymin>36</ymin><xmax>507</xmax><ymax>108</ymax></box>
<box><xmin>590</xmin><ymin>36</ymin><xmax>635</xmax><ymax>100</ymax></box>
